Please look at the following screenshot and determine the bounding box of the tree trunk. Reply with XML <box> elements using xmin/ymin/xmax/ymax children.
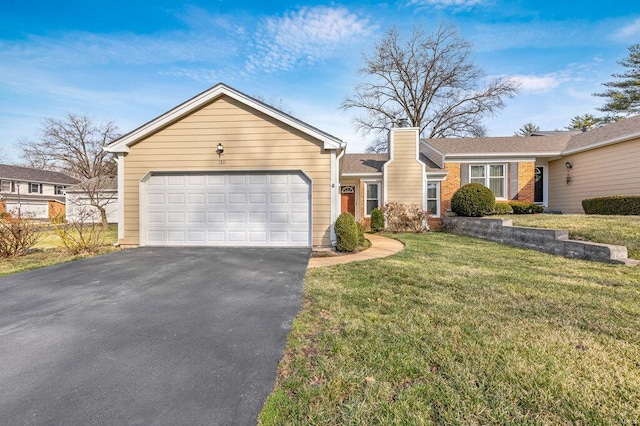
<box><xmin>99</xmin><ymin>206</ymin><xmax>109</xmax><ymax>229</ymax></box>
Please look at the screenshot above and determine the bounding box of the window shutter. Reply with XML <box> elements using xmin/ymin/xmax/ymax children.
<box><xmin>39</xmin><ymin>184</ymin><xmax>43</xmax><ymax>194</ymax></box>
<box><xmin>509</xmin><ymin>163</ymin><xmax>519</xmax><ymax>200</ymax></box>
<box><xmin>460</xmin><ymin>163</ymin><xmax>469</xmax><ymax>185</ymax></box>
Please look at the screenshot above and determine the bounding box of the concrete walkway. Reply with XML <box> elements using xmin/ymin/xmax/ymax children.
<box><xmin>308</xmin><ymin>234</ymin><xmax>405</xmax><ymax>268</ymax></box>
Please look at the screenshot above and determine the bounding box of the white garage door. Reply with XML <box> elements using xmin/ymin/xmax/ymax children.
<box><xmin>144</xmin><ymin>172</ymin><xmax>311</xmax><ymax>247</ymax></box>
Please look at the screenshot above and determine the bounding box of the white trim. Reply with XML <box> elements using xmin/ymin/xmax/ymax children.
<box><xmin>330</xmin><ymin>148</ymin><xmax>345</xmax><ymax>244</ymax></box>
<box><xmin>341</xmin><ymin>172</ymin><xmax>383</xmax><ymax>177</ymax></box>
<box><xmin>441</xmin><ymin>152</ymin><xmax>561</xmax><ymax>158</ymax></box>
<box><xmin>105</xmin><ymin>83</ymin><xmax>344</xmax><ymax>153</ymax></box>
<box><xmin>117</xmin><ymin>154</ymin><xmax>125</xmax><ymax>240</ymax></box>
<box><xmin>426</xmin><ymin>172</ymin><xmax>448</xmax><ymax>181</ymax></box>
<box><xmin>426</xmin><ymin>181</ymin><xmax>441</xmax><ymax>217</ymax></box>
<box><xmin>446</xmin><ymin>156</ymin><xmax>539</xmax><ymax>163</ymax></box>
<box><xmin>562</xmin><ymin>131</ymin><xmax>640</xmax><ymax>155</ymax></box>
<box><xmin>363</xmin><ymin>181</ymin><xmax>382</xmax><ymax>217</ymax></box>
<box><xmin>534</xmin><ymin>161</ymin><xmax>549</xmax><ymax>207</ymax></box>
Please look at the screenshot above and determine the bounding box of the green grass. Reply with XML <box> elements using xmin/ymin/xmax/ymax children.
<box><xmin>497</xmin><ymin>214</ymin><xmax>640</xmax><ymax>259</ymax></box>
<box><xmin>0</xmin><ymin>225</ymin><xmax>119</xmax><ymax>276</ymax></box>
<box><xmin>260</xmin><ymin>233</ymin><xmax>640</xmax><ymax>425</ymax></box>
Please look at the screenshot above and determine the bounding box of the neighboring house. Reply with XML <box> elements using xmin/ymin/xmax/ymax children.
<box><xmin>65</xmin><ymin>176</ymin><xmax>118</xmax><ymax>224</ymax></box>
<box><xmin>107</xmin><ymin>83</ymin><xmax>640</xmax><ymax>248</ymax></box>
<box><xmin>0</xmin><ymin>164</ymin><xmax>79</xmax><ymax>219</ymax></box>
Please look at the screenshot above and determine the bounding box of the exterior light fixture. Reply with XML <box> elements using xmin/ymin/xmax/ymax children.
<box><xmin>565</xmin><ymin>161</ymin><xmax>572</xmax><ymax>185</ymax></box>
<box><xmin>216</xmin><ymin>143</ymin><xmax>224</xmax><ymax>156</ymax></box>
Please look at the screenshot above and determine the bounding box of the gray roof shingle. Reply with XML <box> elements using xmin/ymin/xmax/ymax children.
<box><xmin>564</xmin><ymin>115</ymin><xmax>640</xmax><ymax>153</ymax></box>
<box><xmin>0</xmin><ymin>164</ymin><xmax>79</xmax><ymax>185</ymax></box>
<box><xmin>342</xmin><ymin>153</ymin><xmax>388</xmax><ymax>174</ymax></box>
<box><xmin>424</xmin><ymin>135</ymin><xmax>571</xmax><ymax>156</ymax></box>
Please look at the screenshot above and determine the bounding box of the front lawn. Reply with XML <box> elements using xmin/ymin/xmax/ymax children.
<box><xmin>260</xmin><ymin>233</ymin><xmax>640</xmax><ymax>424</ymax></box>
<box><xmin>0</xmin><ymin>225</ymin><xmax>119</xmax><ymax>276</ymax></box>
<box><xmin>498</xmin><ymin>214</ymin><xmax>640</xmax><ymax>259</ymax></box>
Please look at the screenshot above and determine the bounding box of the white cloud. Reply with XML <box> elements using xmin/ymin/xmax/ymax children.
<box><xmin>508</xmin><ymin>74</ymin><xmax>562</xmax><ymax>93</ymax></box>
<box><xmin>613</xmin><ymin>17</ymin><xmax>640</xmax><ymax>41</ymax></box>
<box><xmin>246</xmin><ymin>6</ymin><xmax>373</xmax><ymax>73</ymax></box>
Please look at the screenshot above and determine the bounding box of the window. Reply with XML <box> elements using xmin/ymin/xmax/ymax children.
<box><xmin>426</xmin><ymin>182</ymin><xmax>440</xmax><ymax>217</ymax></box>
<box><xmin>0</xmin><ymin>180</ymin><xmax>14</xmax><ymax>193</ymax></box>
<box><xmin>364</xmin><ymin>182</ymin><xmax>380</xmax><ymax>216</ymax></box>
<box><xmin>469</xmin><ymin>164</ymin><xmax>505</xmax><ymax>198</ymax></box>
<box><xmin>54</xmin><ymin>185</ymin><xmax>65</xmax><ymax>195</ymax></box>
<box><xmin>29</xmin><ymin>183</ymin><xmax>42</xmax><ymax>194</ymax></box>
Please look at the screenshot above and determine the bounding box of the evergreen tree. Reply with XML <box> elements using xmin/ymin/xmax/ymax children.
<box><xmin>594</xmin><ymin>44</ymin><xmax>640</xmax><ymax>115</ymax></box>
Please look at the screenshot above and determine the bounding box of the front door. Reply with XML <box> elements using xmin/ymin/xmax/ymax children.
<box><xmin>534</xmin><ymin>166</ymin><xmax>544</xmax><ymax>203</ymax></box>
<box><xmin>341</xmin><ymin>186</ymin><xmax>355</xmax><ymax>215</ymax></box>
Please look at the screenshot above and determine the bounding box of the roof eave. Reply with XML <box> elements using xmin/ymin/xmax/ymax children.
<box><xmin>562</xmin><ymin>132</ymin><xmax>640</xmax><ymax>156</ymax></box>
<box><xmin>105</xmin><ymin>83</ymin><xmax>344</xmax><ymax>153</ymax></box>
<box><xmin>340</xmin><ymin>172</ymin><xmax>384</xmax><ymax>177</ymax></box>
<box><xmin>443</xmin><ymin>152</ymin><xmax>562</xmax><ymax>159</ymax></box>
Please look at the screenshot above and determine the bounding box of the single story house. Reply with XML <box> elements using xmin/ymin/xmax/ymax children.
<box><xmin>65</xmin><ymin>176</ymin><xmax>118</xmax><ymax>224</ymax></box>
<box><xmin>0</xmin><ymin>164</ymin><xmax>79</xmax><ymax>219</ymax></box>
<box><xmin>106</xmin><ymin>83</ymin><xmax>640</xmax><ymax>248</ymax></box>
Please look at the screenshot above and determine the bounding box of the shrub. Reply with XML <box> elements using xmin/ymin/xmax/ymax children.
<box><xmin>383</xmin><ymin>202</ymin><xmax>428</xmax><ymax>233</ymax></box>
<box><xmin>491</xmin><ymin>202</ymin><xmax>513</xmax><ymax>215</ymax></box>
<box><xmin>509</xmin><ymin>201</ymin><xmax>545</xmax><ymax>214</ymax></box>
<box><xmin>51</xmin><ymin>208</ymin><xmax>108</xmax><ymax>254</ymax></box>
<box><xmin>370</xmin><ymin>208</ymin><xmax>384</xmax><ymax>233</ymax></box>
<box><xmin>451</xmin><ymin>183</ymin><xmax>495</xmax><ymax>217</ymax></box>
<box><xmin>356</xmin><ymin>222</ymin><xmax>366</xmax><ymax>245</ymax></box>
<box><xmin>334</xmin><ymin>212</ymin><xmax>359</xmax><ymax>252</ymax></box>
<box><xmin>0</xmin><ymin>214</ymin><xmax>43</xmax><ymax>258</ymax></box>
<box><xmin>582</xmin><ymin>196</ymin><xmax>640</xmax><ymax>215</ymax></box>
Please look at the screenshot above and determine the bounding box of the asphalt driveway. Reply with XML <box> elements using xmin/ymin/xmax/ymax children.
<box><xmin>0</xmin><ymin>247</ymin><xmax>309</xmax><ymax>425</ymax></box>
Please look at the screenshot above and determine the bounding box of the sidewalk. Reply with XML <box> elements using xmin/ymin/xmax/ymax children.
<box><xmin>308</xmin><ymin>234</ymin><xmax>405</xmax><ymax>268</ymax></box>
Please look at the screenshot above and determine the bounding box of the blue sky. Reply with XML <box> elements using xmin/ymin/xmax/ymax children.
<box><xmin>1</xmin><ymin>0</ymin><xmax>639</xmax><ymax>161</ymax></box>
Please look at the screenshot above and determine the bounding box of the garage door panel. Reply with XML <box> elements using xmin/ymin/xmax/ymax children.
<box><xmin>167</xmin><ymin>176</ymin><xmax>185</xmax><ymax>186</ymax></box>
<box><xmin>145</xmin><ymin>172</ymin><xmax>310</xmax><ymax>247</ymax></box>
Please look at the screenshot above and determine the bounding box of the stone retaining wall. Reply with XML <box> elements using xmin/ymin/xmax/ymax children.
<box><xmin>442</xmin><ymin>217</ymin><xmax>634</xmax><ymax>265</ymax></box>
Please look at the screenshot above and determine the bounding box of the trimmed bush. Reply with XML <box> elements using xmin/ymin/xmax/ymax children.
<box><xmin>451</xmin><ymin>183</ymin><xmax>495</xmax><ymax>217</ymax></box>
<box><xmin>509</xmin><ymin>201</ymin><xmax>544</xmax><ymax>214</ymax></box>
<box><xmin>335</xmin><ymin>212</ymin><xmax>359</xmax><ymax>252</ymax></box>
<box><xmin>492</xmin><ymin>202</ymin><xmax>513</xmax><ymax>215</ymax></box>
<box><xmin>356</xmin><ymin>222</ymin><xmax>366</xmax><ymax>245</ymax></box>
<box><xmin>370</xmin><ymin>208</ymin><xmax>384</xmax><ymax>233</ymax></box>
<box><xmin>582</xmin><ymin>196</ymin><xmax>640</xmax><ymax>215</ymax></box>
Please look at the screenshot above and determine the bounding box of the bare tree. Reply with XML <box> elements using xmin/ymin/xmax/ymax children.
<box><xmin>342</xmin><ymin>23</ymin><xmax>519</xmax><ymax>152</ymax></box>
<box><xmin>251</xmin><ymin>93</ymin><xmax>292</xmax><ymax>115</ymax></box>
<box><xmin>17</xmin><ymin>114</ymin><xmax>119</xmax><ymax>227</ymax></box>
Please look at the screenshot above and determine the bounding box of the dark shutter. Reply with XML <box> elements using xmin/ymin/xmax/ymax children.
<box><xmin>460</xmin><ymin>163</ymin><xmax>469</xmax><ymax>186</ymax></box>
<box><xmin>39</xmin><ymin>184</ymin><xmax>43</xmax><ymax>194</ymax></box>
<box><xmin>509</xmin><ymin>163</ymin><xmax>519</xmax><ymax>200</ymax></box>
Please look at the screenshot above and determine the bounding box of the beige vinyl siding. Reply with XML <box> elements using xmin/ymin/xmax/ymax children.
<box><xmin>385</xmin><ymin>129</ymin><xmax>424</xmax><ymax>206</ymax></box>
<box><xmin>548</xmin><ymin>137</ymin><xmax>640</xmax><ymax>213</ymax></box>
<box><xmin>121</xmin><ymin>95</ymin><xmax>333</xmax><ymax>247</ymax></box>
